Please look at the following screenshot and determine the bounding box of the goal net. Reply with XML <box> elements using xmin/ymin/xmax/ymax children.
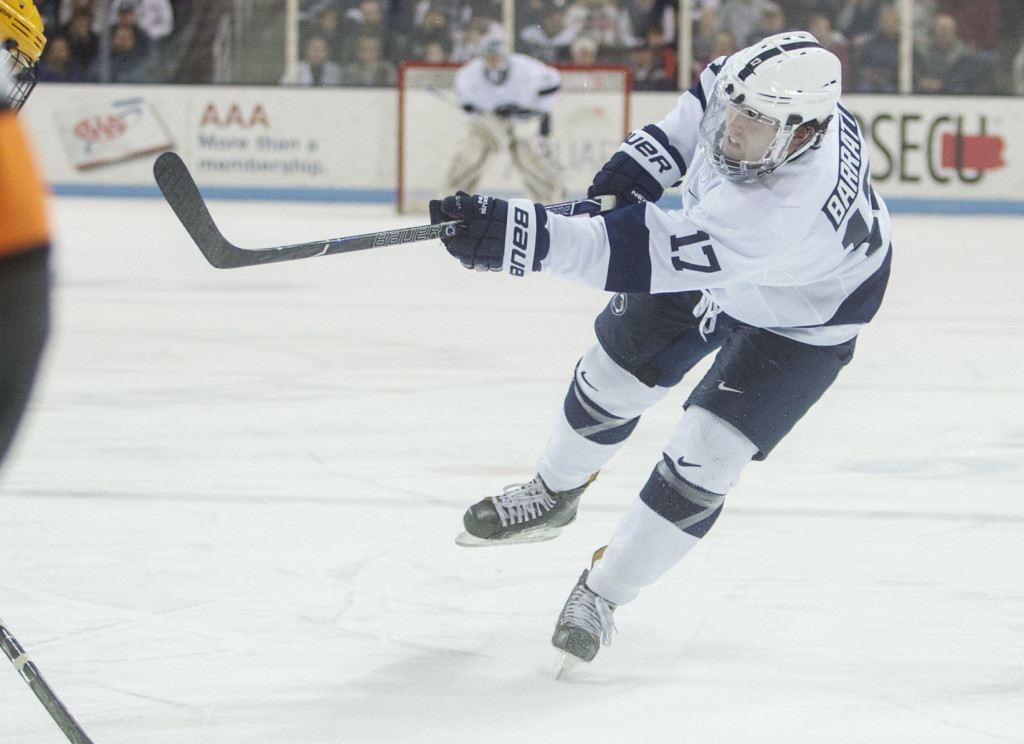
<box><xmin>397</xmin><ymin>62</ymin><xmax>632</xmax><ymax>214</ymax></box>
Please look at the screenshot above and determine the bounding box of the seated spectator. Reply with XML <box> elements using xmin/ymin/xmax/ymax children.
<box><xmin>519</xmin><ymin>6</ymin><xmax>575</xmax><ymax>63</ymax></box>
<box><xmin>912</xmin><ymin>0</ymin><xmax>937</xmax><ymax>42</ymax></box>
<box><xmin>340</xmin><ymin>34</ymin><xmax>397</xmax><ymax>85</ymax></box>
<box><xmin>108</xmin><ymin>0</ymin><xmax>173</xmax><ymax>44</ymax></box>
<box><xmin>914</xmin><ymin>12</ymin><xmax>965</xmax><ymax>93</ymax></box>
<box><xmin>941</xmin><ymin>51</ymin><xmax>996</xmax><ymax>95</ymax></box>
<box><xmin>564</xmin><ymin>0</ymin><xmax>630</xmax><ymax>52</ymax></box>
<box><xmin>56</xmin><ymin>0</ymin><xmax>99</xmax><ymax>29</ymax></box>
<box><xmin>38</xmin><ymin>0</ymin><xmax>59</xmax><ymax>31</ymax></box>
<box><xmin>303</xmin><ymin>4</ymin><xmax>345</xmax><ymax>61</ymax></box>
<box><xmin>421</xmin><ymin>40</ymin><xmax>448</xmax><ymax>62</ymax></box>
<box><xmin>405</xmin><ymin>5</ymin><xmax>453</xmax><ymax>62</ymax></box>
<box><xmin>836</xmin><ymin>0</ymin><xmax>883</xmax><ymax>48</ymax></box>
<box><xmin>691</xmin><ymin>6</ymin><xmax>720</xmax><ymax>64</ymax></box>
<box><xmin>718</xmin><ymin>0</ymin><xmax>772</xmax><ymax>55</ymax></box>
<box><xmin>776</xmin><ymin>0</ymin><xmax>816</xmax><ymax>30</ymax></box>
<box><xmin>807</xmin><ymin>12</ymin><xmax>849</xmax><ymax>91</ymax></box>
<box><xmin>36</xmin><ymin>34</ymin><xmax>84</xmax><ymax>82</ymax></box>
<box><xmin>620</xmin><ymin>0</ymin><xmax>675</xmax><ymax>48</ymax></box>
<box><xmin>450</xmin><ymin>12</ymin><xmax>503</xmax><ymax>62</ymax></box>
<box><xmin>516</xmin><ymin>0</ymin><xmax>548</xmax><ymax>35</ymax></box>
<box><xmin>743</xmin><ymin>1</ymin><xmax>785</xmax><ymax>47</ymax></box>
<box><xmin>850</xmin><ymin>4</ymin><xmax>899</xmax><ymax>93</ymax></box>
<box><xmin>644</xmin><ymin>25</ymin><xmax>676</xmax><ymax>84</ymax></box>
<box><xmin>84</xmin><ymin>23</ymin><xmax>156</xmax><ymax>82</ymax></box>
<box><xmin>341</xmin><ymin>0</ymin><xmax>390</xmax><ymax>63</ymax></box>
<box><xmin>61</xmin><ymin>8</ymin><xmax>98</xmax><ymax>70</ymax></box>
<box><xmin>937</xmin><ymin>0</ymin><xmax>998</xmax><ymax>60</ymax></box>
<box><xmin>109</xmin><ymin>2</ymin><xmax>153</xmax><ymax>59</ymax></box>
<box><xmin>568</xmin><ymin>35</ymin><xmax>599</xmax><ymax>65</ymax></box>
<box><xmin>286</xmin><ymin>34</ymin><xmax>343</xmax><ymax>85</ymax></box>
<box><xmin>628</xmin><ymin>42</ymin><xmax>674</xmax><ymax>90</ymax></box>
<box><xmin>693</xmin><ymin>29</ymin><xmax>736</xmax><ymax>85</ymax></box>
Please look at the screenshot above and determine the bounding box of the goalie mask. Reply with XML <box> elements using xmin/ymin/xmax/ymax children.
<box><xmin>0</xmin><ymin>0</ymin><xmax>45</xmax><ymax>111</ymax></box>
<box><xmin>482</xmin><ymin>36</ymin><xmax>509</xmax><ymax>85</ymax></box>
<box><xmin>697</xmin><ymin>32</ymin><xmax>841</xmax><ymax>182</ymax></box>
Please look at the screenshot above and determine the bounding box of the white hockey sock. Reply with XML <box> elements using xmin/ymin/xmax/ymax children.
<box><xmin>537</xmin><ymin>345</ymin><xmax>670</xmax><ymax>493</ymax></box>
<box><xmin>586</xmin><ymin>497</ymin><xmax>701</xmax><ymax>606</ymax></box>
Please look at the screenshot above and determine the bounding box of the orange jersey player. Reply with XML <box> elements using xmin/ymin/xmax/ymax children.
<box><xmin>0</xmin><ymin>0</ymin><xmax>49</xmax><ymax>463</ymax></box>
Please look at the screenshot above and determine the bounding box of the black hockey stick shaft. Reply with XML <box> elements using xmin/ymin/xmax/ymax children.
<box><xmin>0</xmin><ymin>617</ymin><xmax>96</xmax><ymax>744</ymax></box>
<box><xmin>153</xmin><ymin>151</ymin><xmax>614</xmax><ymax>269</ymax></box>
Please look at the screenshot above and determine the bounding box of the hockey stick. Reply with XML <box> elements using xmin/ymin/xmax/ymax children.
<box><xmin>1</xmin><ymin>617</ymin><xmax>96</xmax><ymax>744</ymax></box>
<box><xmin>153</xmin><ymin>151</ymin><xmax>613</xmax><ymax>269</ymax></box>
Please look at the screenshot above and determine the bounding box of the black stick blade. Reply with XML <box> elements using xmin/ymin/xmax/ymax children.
<box><xmin>153</xmin><ymin>151</ymin><xmax>243</xmax><ymax>268</ymax></box>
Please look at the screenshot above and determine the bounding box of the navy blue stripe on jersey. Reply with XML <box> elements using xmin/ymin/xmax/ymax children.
<box><xmin>639</xmin><ymin>455</ymin><xmax>725</xmax><ymax>537</ymax></box>
<box><xmin>538</xmin><ymin>84</ymin><xmax>560</xmax><ymax>97</ymax></box>
<box><xmin>603</xmin><ymin>205</ymin><xmax>652</xmax><ymax>292</ymax></box>
<box><xmin>688</xmin><ymin>79</ymin><xmax>708</xmax><ymax>110</ymax></box>
<box><xmin>562</xmin><ymin>375</ymin><xmax>641</xmax><ymax>445</ymax></box>
<box><xmin>823</xmin><ymin>244</ymin><xmax>891</xmax><ymax>327</ymax></box>
<box><xmin>689</xmin><ymin>61</ymin><xmax>722</xmax><ymax>111</ymax></box>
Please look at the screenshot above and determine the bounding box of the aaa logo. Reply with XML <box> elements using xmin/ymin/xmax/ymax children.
<box><xmin>73</xmin><ymin>114</ymin><xmax>128</xmax><ymax>142</ymax></box>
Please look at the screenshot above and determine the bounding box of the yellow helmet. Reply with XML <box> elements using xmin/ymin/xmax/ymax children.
<box><xmin>0</xmin><ymin>0</ymin><xmax>46</xmax><ymax>110</ymax></box>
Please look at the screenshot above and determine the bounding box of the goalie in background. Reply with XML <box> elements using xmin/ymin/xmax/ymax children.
<box><xmin>444</xmin><ymin>37</ymin><xmax>565</xmax><ymax>205</ymax></box>
<box><xmin>0</xmin><ymin>0</ymin><xmax>50</xmax><ymax>465</ymax></box>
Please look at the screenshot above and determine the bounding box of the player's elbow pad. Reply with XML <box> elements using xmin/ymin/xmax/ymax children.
<box><xmin>588</xmin><ymin>125</ymin><xmax>686</xmax><ymax>207</ymax></box>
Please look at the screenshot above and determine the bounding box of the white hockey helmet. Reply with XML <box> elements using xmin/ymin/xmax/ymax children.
<box><xmin>697</xmin><ymin>31</ymin><xmax>842</xmax><ymax>182</ymax></box>
<box><xmin>0</xmin><ymin>0</ymin><xmax>46</xmax><ymax>111</ymax></box>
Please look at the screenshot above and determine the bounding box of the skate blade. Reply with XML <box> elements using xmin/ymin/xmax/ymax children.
<box><xmin>454</xmin><ymin>525</ymin><xmax>563</xmax><ymax>548</ymax></box>
<box><xmin>553</xmin><ymin>650</ymin><xmax>583</xmax><ymax>680</ymax></box>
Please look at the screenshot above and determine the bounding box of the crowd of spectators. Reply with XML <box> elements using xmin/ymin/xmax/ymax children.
<box><xmin>26</xmin><ymin>0</ymin><xmax>1024</xmax><ymax>94</ymax></box>
<box><xmin>33</xmin><ymin>0</ymin><xmax>197</xmax><ymax>83</ymax></box>
<box><xmin>291</xmin><ymin>0</ymin><xmax>1024</xmax><ymax>93</ymax></box>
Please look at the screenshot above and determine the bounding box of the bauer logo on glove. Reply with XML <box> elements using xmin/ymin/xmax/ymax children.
<box><xmin>429</xmin><ymin>191</ymin><xmax>550</xmax><ymax>276</ymax></box>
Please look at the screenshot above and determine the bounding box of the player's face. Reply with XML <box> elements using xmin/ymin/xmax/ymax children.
<box><xmin>721</xmin><ymin>103</ymin><xmax>780</xmax><ymax>163</ymax></box>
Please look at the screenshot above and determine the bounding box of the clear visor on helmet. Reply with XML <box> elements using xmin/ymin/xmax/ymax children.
<box><xmin>0</xmin><ymin>43</ymin><xmax>38</xmax><ymax>111</ymax></box>
<box><xmin>697</xmin><ymin>79</ymin><xmax>797</xmax><ymax>182</ymax></box>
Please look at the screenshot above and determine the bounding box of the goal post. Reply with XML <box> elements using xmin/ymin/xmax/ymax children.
<box><xmin>397</xmin><ymin>62</ymin><xmax>632</xmax><ymax>215</ymax></box>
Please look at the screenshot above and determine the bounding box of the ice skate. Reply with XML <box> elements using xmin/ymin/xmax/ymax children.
<box><xmin>552</xmin><ymin>568</ymin><xmax>617</xmax><ymax>675</ymax></box>
<box><xmin>454</xmin><ymin>474</ymin><xmax>595</xmax><ymax>547</ymax></box>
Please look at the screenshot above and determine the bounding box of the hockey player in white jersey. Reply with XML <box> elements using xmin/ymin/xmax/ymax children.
<box><xmin>444</xmin><ymin>38</ymin><xmax>564</xmax><ymax>205</ymax></box>
<box><xmin>429</xmin><ymin>32</ymin><xmax>892</xmax><ymax>667</ymax></box>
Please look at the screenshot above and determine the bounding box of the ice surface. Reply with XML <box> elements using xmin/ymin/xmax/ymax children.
<box><xmin>0</xmin><ymin>197</ymin><xmax>1021</xmax><ymax>743</ymax></box>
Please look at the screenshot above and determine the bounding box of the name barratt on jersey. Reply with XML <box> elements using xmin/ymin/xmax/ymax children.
<box><xmin>823</xmin><ymin>106</ymin><xmax>863</xmax><ymax>230</ymax></box>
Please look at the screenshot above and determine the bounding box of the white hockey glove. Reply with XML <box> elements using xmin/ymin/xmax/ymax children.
<box><xmin>429</xmin><ymin>192</ymin><xmax>550</xmax><ymax>276</ymax></box>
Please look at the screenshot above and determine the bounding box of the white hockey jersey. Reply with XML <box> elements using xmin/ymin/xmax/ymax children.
<box><xmin>454</xmin><ymin>53</ymin><xmax>561</xmax><ymax>116</ymax></box>
<box><xmin>543</xmin><ymin>59</ymin><xmax>892</xmax><ymax>346</ymax></box>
